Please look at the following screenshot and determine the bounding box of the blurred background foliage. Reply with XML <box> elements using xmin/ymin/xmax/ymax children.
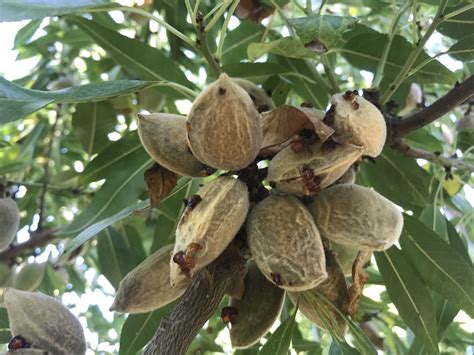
<box><xmin>0</xmin><ymin>0</ymin><xmax>473</xmax><ymax>353</ymax></box>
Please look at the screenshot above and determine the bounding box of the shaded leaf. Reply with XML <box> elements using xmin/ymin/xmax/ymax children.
<box><xmin>222</xmin><ymin>21</ymin><xmax>265</xmax><ymax>64</ymax></box>
<box><xmin>289</xmin><ymin>15</ymin><xmax>357</xmax><ymax>50</ymax></box>
<box><xmin>375</xmin><ymin>247</ymin><xmax>439</xmax><ymax>353</ymax></box>
<box><xmin>0</xmin><ymin>308</ymin><xmax>10</xmax><ymax>343</ymax></box>
<box><xmin>438</xmin><ymin>4</ymin><xmax>474</xmax><ymax>40</ymax></box>
<box><xmin>72</xmin><ymin>101</ymin><xmax>116</xmax><ymax>156</ymax></box>
<box><xmin>259</xmin><ymin>304</ymin><xmax>298</xmax><ymax>355</ymax></box>
<box><xmin>0</xmin><ymin>0</ymin><xmax>111</xmax><ymax>22</ymax></box>
<box><xmin>80</xmin><ymin>132</ymin><xmax>144</xmax><ymax>184</ymax></box>
<box><xmin>222</xmin><ymin>63</ymin><xmax>291</xmax><ymax>80</ymax></box>
<box><xmin>358</xmin><ymin>149</ymin><xmax>431</xmax><ymax>210</ymax></box>
<box><xmin>14</xmin><ymin>19</ymin><xmax>41</xmax><ymax>47</ymax></box>
<box><xmin>448</xmin><ymin>34</ymin><xmax>474</xmax><ymax>62</ymax></box>
<box><xmin>248</xmin><ymin>38</ymin><xmax>317</xmax><ymax>61</ymax></box>
<box><xmin>329</xmin><ymin>341</ymin><xmax>361</xmax><ymax>355</ymax></box>
<box><xmin>58</xmin><ymin>199</ymin><xmax>150</xmax><ymax>262</ymax></box>
<box><xmin>0</xmin><ymin>77</ymin><xmax>153</xmax><ymax>124</ymax></box>
<box><xmin>119</xmin><ymin>304</ymin><xmax>174</xmax><ymax>355</ymax></box>
<box><xmin>144</xmin><ymin>163</ymin><xmax>178</xmax><ymax>209</ymax></box>
<box><xmin>400</xmin><ymin>215</ymin><xmax>474</xmax><ymax>317</ymax></box>
<box><xmin>97</xmin><ymin>227</ymin><xmax>144</xmax><ymax>289</ymax></box>
<box><xmin>67</xmin><ymin>16</ymin><xmax>194</xmax><ymax>97</ymax></box>
<box><xmin>341</xmin><ymin>31</ymin><xmax>455</xmax><ymax>85</ymax></box>
<box><xmin>419</xmin><ymin>205</ymin><xmax>448</xmax><ymax>240</ymax></box>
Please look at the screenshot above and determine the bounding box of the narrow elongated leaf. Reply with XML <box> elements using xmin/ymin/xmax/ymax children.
<box><xmin>97</xmin><ymin>227</ymin><xmax>144</xmax><ymax>289</ymax></box>
<box><xmin>0</xmin><ymin>308</ymin><xmax>10</xmax><ymax>343</ymax></box>
<box><xmin>276</xmin><ymin>57</ymin><xmax>330</xmax><ymax>109</ymax></box>
<box><xmin>14</xmin><ymin>19</ymin><xmax>41</xmax><ymax>47</ymax></box>
<box><xmin>419</xmin><ymin>205</ymin><xmax>448</xmax><ymax>240</ymax></box>
<box><xmin>329</xmin><ymin>341</ymin><xmax>361</xmax><ymax>355</ymax></box>
<box><xmin>438</xmin><ymin>5</ymin><xmax>474</xmax><ymax>40</ymax></box>
<box><xmin>289</xmin><ymin>15</ymin><xmax>357</xmax><ymax>50</ymax></box>
<box><xmin>58</xmin><ymin>199</ymin><xmax>150</xmax><ymax>262</ymax></box>
<box><xmin>222</xmin><ymin>63</ymin><xmax>291</xmax><ymax>80</ymax></box>
<box><xmin>446</xmin><ymin>221</ymin><xmax>471</xmax><ymax>264</ymax></box>
<box><xmin>67</xmin><ymin>16</ymin><xmax>194</xmax><ymax>97</ymax></box>
<box><xmin>72</xmin><ymin>101</ymin><xmax>116</xmax><ymax>155</ymax></box>
<box><xmin>259</xmin><ymin>305</ymin><xmax>298</xmax><ymax>355</ymax></box>
<box><xmin>341</xmin><ymin>30</ymin><xmax>455</xmax><ymax>84</ymax></box>
<box><xmin>400</xmin><ymin>215</ymin><xmax>474</xmax><ymax>317</ymax></box>
<box><xmin>119</xmin><ymin>305</ymin><xmax>174</xmax><ymax>355</ymax></box>
<box><xmin>358</xmin><ymin>149</ymin><xmax>432</xmax><ymax>210</ymax></box>
<box><xmin>0</xmin><ymin>77</ymin><xmax>153</xmax><ymax>124</ymax></box>
<box><xmin>58</xmin><ymin>154</ymin><xmax>152</xmax><ymax>236</ymax></box>
<box><xmin>248</xmin><ymin>38</ymin><xmax>317</xmax><ymax>61</ymax></box>
<box><xmin>375</xmin><ymin>248</ymin><xmax>439</xmax><ymax>353</ymax></box>
<box><xmin>222</xmin><ymin>22</ymin><xmax>265</xmax><ymax>65</ymax></box>
<box><xmin>0</xmin><ymin>0</ymin><xmax>111</xmax><ymax>22</ymax></box>
<box><xmin>448</xmin><ymin>35</ymin><xmax>474</xmax><ymax>62</ymax></box>
<box><xmin>80</xmin><ymin>133</ymin><xmax>143</xmax><ymax>184</ymax></box>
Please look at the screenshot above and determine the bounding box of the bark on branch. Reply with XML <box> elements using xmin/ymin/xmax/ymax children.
<box><xmin>144</xmin><ymin>244</ymin><xmax>246</xmax><ymax>355</ymax></box>
<box><xmin>0</xmin><ymin>228</ymin><xmax>60</xmax><ymax>262</ymax></box>
<box><xmin>388</xmin><ymin>75</ymin><xmax>474</xmax><ymax>137</ymax></box>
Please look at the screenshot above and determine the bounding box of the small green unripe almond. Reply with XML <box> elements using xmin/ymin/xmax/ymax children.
<box><xmin>288</xmin><ymin>250</ymin><xmax>348</xmax><ymax>335</ymax></box>
<box><xmin>170</xmin><ymin>177</ymin><xmax>249</xmax><ymax>286</ymax></box>
<box><xmin>137</xmin><ymin>113</ymin><xmax>206</xmax><ymax>177</ymax></box>
<box><xmin>308</xmin><ymin>184</ymin><xmax>403</xmax><ymax>251</ymax></box>
<box><xmin>187</xmin><ymin>73</ymin><xmax>262</xmax><ymax>170</ymax></box>
<box><xmin>232</xmin><ymin>78</ymin><xmax>275</xmax><ymax>113</ymax></box>
<box><xmin>267</xmin><ymin>142</ymin><xmax>363</xmax><ymax>196</ymax></box>
<box><xmin>111</xmin><ymin>244</ymin><xmax>189</xmax><ymax>314</ymax></box>
<box><xmin>329</xmin><ymin>92</ymin><xmax>386</xmax><ymax>157</ymax></box>
<box><xmin>247</xmin><ymin>195</ymin><xmax>327</xmax><ymax>291</ymax></box>
<box><xmin>0</xmin><ymin>198</ymin><xmax>20</xmax><ymax>251</ymax></box>
<box><xmin>4</xmin><ymin>288</ymin><xmax>86</xmax><ymax>355</ymax></box>
<box><xmin>13</xmin><ymin>262</ymin><xmax>47</xmax><ymax>292</ymax></box>
<box><xmin>229</xmin><ymin>262</ymin><xmax>284</xmax><ymax>348</ymax></box>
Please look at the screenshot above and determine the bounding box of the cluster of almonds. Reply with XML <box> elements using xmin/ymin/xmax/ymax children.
<box><xmin>111</xmin><ymin>73</ymin><xmax>403</xmax><ymax>348</ymax></box>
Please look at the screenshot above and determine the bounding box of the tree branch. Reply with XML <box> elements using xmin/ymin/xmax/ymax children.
<box><xmin>144</xmin><ymin>244</ymin><xmax>246</xmax><ymax>355</ymax></box>
<box><xmin>389</xmin><ymin>75</ymin><xmax>474</xmax><ymax>137</ymax></box>
<box><xmin>0</xmin><ymin>228</ymin><xmax>60</xmax><ymax>262</ymax></box>
<box><xmin>391</xmin><ymin>139</ymin><xmax>474</xmax><ymax>172</ymax></box>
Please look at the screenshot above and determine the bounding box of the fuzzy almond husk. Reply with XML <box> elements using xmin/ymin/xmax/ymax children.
<box><xmin>247</xmin><ymin>195</ymin><xmax>327</xmax><ymax>291</ymax></box>
<box><xmin>229</xmin><ymin>262</ymin><xmax>284</xmax><ymax>348</ymax></box>
<box><xmin>4</xmin><ymin>288</ymin><xmax>86</xmax><ymax>355</ymax></box>
<box><xmin>137</xmin><ymin>113</ymin><xmax>206</xmax><ymax>177</ymax></box>
<box><xmin>170</xmin><ymin>177</ymin><xmax>249</xmax><ymax>286</ymax></box>
<box><xmin>111</xmin><ymin>244</ymin><xmax>190</xmax><ymax>314</ymax></box>
<box><xmin>0</xmin><ymin>198</ymin><xmax>20</xmax><ymax>251</ymax></box>
<box><xmin>308</xmin><ymin>184</ymin><xmax>403</xmax><ymax>251</ymax></box>
<box><xmin>232</xmin><ymin>78</ymin><xmax>275</xmax><ymax>113</ymax></box>
<box><xmin>186</xmin><ymin>73</ymin><xmax>262</xmax><ymax>170</ymax></box>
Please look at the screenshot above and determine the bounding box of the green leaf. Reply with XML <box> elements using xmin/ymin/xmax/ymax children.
<box><xmin>67</xmin><ymin>16</ymin><xmax>194</xmax><ymax>97</ymax></box>
<box><xmin>222</xmin><ymin>63</ymin><xmax>291</xmax><ymax>80</ymax></box>
<box><xmin>448</xmin><ymin>35</ymin><xmax>474</xmax><ymax>62</ymax></box>
<box><xmin>404</xmin><ymin>128</ymin><xmax>443</xmax><ymax>152</ymax></box>
<box><xmin>58</xmin><ymin>199</ymin><xmax>150</xmax><ymax>262</ymax></box>
<box><xmin>57</xmin><ymin>153</ymin><xmax>151</xmax><ymax>236</ymax></box>
<box><xmin>358</xmin><ymin>149</ymin><xmax>431</xmax><ymax>210</ymax></box>
<box><xmin>248</xmin><ymin>38</ymin><xmax>317</xmax><ymax>61</ymax></box>
<box><xmin>329</xmin><ymin>341</ymin><xmax>361</xmax><ymax>355</ymax></box>
<box><xmin>221</xmin><ymin>22</ymin><xmax>265</xmax><ymax>65</ymax></box>
<box><xmin>80</xmin><ymin>132</ymin><xmax>143</xmax><ymax>184</ymax></box>
<box><xmin>446</xmin><ymin>221</ymin><xmax>471</xmax><ymax>264</ymax></box>
<box><xmin>400</xmin><ymin>215</ymin><xmax>474</xmax><ymax>318</ymax></box>
<box><xmin>72</xmin><ymin>101</ymin><xmax>116</xmax><ymax>156</ymax></box>
<box><xmin>341</xmin><ymin>31</ymin><xmax>456</xmax><ymax>85</ymax></box>
<box><xmin>438</xmin><ymin>4</ymin><xmax>474</xmax><ymax>40</ymax></box>
<box><xmin>289</xmin><ymin>15</ymin><xmax>357</xmax><ymax>50</ymax></box>
<box><xmin>0</xmin><ymin>77</ymin><xmax>153</xmax><ymax>124</ymax></box>
<box><xmin>375</xmin><ymin>247</ymin><xmax>439</xmax><ymax>353</ymax></box>
<box><xmin>0</xmin><ymin>0</ymin><xmax>111</xmax><ymax>22</ymax></box>
<box><xmin>97</xmin><ymin>227</ymin><xmax>144</xmax><ymax>289</ymax></box>
<box><xmin>259</xmin><ymin>305</ymin><xmax>298</xmax><ymax>355</ymax></box>
<box><xmin>276</xmin><ymin>57</ymin><xmax>330</xmax><ymax>109</ymax></box>
<box><xmin>14</xmin><ymin>19</ymin><xmax>41</xmax><ymax>47</ymax></box>
<box><xmin>419</xmin><ymin>205</ymin><xmax>448</xmax><ymax>240</ymax></box>
<box><xmin>119</xmin><ymin>305</ymin><xmax>174</xmax><ymax>355</ymax></box>
<box><xmin>0</xmin><ymin>308</ymin><xmax>10</xmax><ymax>343</ymax></box>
